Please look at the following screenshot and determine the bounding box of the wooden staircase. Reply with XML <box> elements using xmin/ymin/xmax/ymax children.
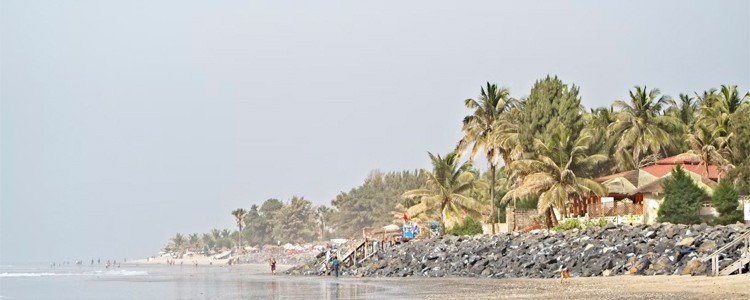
<box><xmin>340</xmin><ymin>240</ymin><xmax>366</xmax><ymax>266</ymax></box>
<box><xmin>719</xmin><ymin>255</ymin><xmax>750</xmax><ymax>276</ymax></box>
<box><xmin>701</xmin><ymin>231</ymin><xmax>750</xmax><ymax>276</ymax></box>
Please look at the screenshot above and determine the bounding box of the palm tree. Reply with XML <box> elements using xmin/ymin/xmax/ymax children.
<box><xmin>716</xmin><ymin>84</ymin><xmax>750</xmax><ymax>114</ymax></box>
<box><xmin>502</xmin><ymin>129</ymin><xmax>606</xmax><ymax>229</ymax></box>
<box><xmin>697</xmin><ymin>85</ymin><xmax>749</xmax><ymax>138</ymax></box>
<box><xmin>667</xmin><ymin>94</ymin><xmax>698</xmax><ymax>130</ymax></box>
<box><xmin>609</xmin><ymin>86</ymin><xmax>680</xmax><ymax>170</ymax></box>
<box><xmin>678</xmin><ymin>123</ymin><xmax>733</xmax><ymax>179</ymax></box>
<box><xmin>171</xmin><ymin>233</ymin><xmax>186</xmax><ymax>252</ymax></box>
<box><xmin>403</xmin><ymin>152</ymin><xmax>484</xmax><ymax>229</ymax></box>
<box><xmin>231</xmin><ymin>208</ymin><xmax>247</xmax><ymax>252</ymax></box>
<box><xmin>314</xmin><ymin>205</ymin><xmax>332</xmax><ymax>241</ymax></box>
<box><xmin>188</xmin><ymin>233</ymin><xmax>200</xmax><ymax>250</ymax></box>
<box><xmin>457</xmin><ymin>82</ymin><xmax>514</xmax><ymax>233</ymax></box>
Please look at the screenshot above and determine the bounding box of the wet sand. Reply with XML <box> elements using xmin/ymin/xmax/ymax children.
<box><xmin>20</xmin><ymin>262</ymin><xmax>744</xmax><ymax>299</ymax></box>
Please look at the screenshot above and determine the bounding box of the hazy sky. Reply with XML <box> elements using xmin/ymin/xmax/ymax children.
<box><xmin>2</xmin><ymin>0</ymin><xmax>748</xmax><ymax>263</ymax></box>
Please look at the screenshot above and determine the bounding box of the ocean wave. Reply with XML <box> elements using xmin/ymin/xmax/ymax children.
<box><xmin>0</xmin><ymin>270</ymin><xmax>148</xmax><ymax>278</ymax></box>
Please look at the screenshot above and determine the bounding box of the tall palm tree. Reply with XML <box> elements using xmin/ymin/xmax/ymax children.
<box><xmin>457</xmin><ymin>82</ymin><xmax>514</xmax><ymax>233</ymax></box>
<box><xmin>171</xmin><ymin>233</ymin><xmax>186</xmax><ymax>252</ymax></box>
<box><xmin>716</xmin><ymin>84</ymin><xmax>750</xmax><ymax>114</ymax></box>
<box><xmin>502</xmin><ymin>129</ymin><xmax>606</xmax><ymax>229</ymax></box>
<box><xmin>231</xmin><ymin>208</ymin><xmax>247</xmax><ymax>252</ymax></box>
<box><xmin>188</xmin><ymin>233</ymin><xmax>200</xmax><ymax>250</ymax></box>
<box><xmin>697</xmin><ymin>85</ymin><xmax>749</xmax><ymax>138</ymax></box>
<box><xmin>679</xmin><ymin>123</ymin><xmax>733</xmax><ymax>179</ymax></box>
<box><xmin>667</xmin><ymin>94</ymin><xmax>697</xmax><ymax>130</ymax></box>
<box><xmin>403</xmin><ymin>152</ymin><xmax>484</xmax><ymax>228</ymax></box>
<box><xmin>609</xmin><ymin>86</ymin><xmax>680</xmax><ymax>170</ymax></box>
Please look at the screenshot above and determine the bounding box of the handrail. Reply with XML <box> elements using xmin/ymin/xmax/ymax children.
<box><xmin>700</xmin><ymin>231</ymin><xmax>750</xmax><ymax>262</ymax></box>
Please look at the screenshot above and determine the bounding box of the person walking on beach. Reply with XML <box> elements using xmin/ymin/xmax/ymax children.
<box><xmin>332</xmin><ymin>257</ymin><xmax>340</xmax><ymax>278</ymax></box>
<box><xmin>270</xmin><ymin>257</ymin><xmax>277</xmax><ymax>275</ymax></box>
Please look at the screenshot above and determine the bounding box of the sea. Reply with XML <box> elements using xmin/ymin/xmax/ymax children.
<box><xmin>0</xmin><ymin>263</ymin><xmax>392</xmax><ymax>299</ymax></box>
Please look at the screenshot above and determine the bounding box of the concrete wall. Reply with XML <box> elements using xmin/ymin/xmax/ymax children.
<box><xmin>506</xmin><ymin>207</ymin><xmax>538</xmax><ymax>231</ymax></box>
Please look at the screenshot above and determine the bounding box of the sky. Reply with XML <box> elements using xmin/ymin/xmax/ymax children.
<box><xmin>1</xmin><ymin>0</ymin><xmax>748</xmax><ymax>263</ymax></box>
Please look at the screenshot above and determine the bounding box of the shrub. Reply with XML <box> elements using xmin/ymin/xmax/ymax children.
<box><xmin>448</xmin><ymin>216</ymin><xmax>483</xmax><ymax>236</ymax></box>
<box><xmin>713</xmin><ymin>180</ymin><xmax>742</xmax><ymax>225</ymax></box>
<box><xmin>553</xmin><ymin>218</ymin><xmax>582</xmax><ymax>230</ymax></box>
<box><xmin>553</xmin><ymin>218</ymin><xmax>608</xmax><ymax>231</ymax></box>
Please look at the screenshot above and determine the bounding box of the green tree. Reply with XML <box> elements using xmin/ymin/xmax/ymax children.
<box><xmin>667</xmin><ymin>94</ymin><xmax>698</xmax><ymax>129</ymax></box>
<box><xmin>502</xmin><ymin>129</ymin><xmax>606</xmax><ymax>228</ymax></box>
<box><xmin>680</xmin><ymin>123</ymin><xmax>732</xmax><ymax>178</ymax></box>
<box><xmin>188</xmin><ymin>233</ymin><xmax>201</xmax><ymax>250</ymax></box>
<box><xmin>254</xmin><ymin>199</ymin><xmax>284</xmax><ymax>245</ymax></box>
<box><xmin>712</xmin><ymin>180</ymin><xmax>742</xmax><ymax>225</ymax></box>
<box><xmin>272</xmin><ymin>196</ymin><xmax>316</xmax><ymax>244</ymax></box>
<box><xmin>657</xmin><ymin>165</ymin><xmax>707</xmax><ymax>224</ymax></box>
<box><xmin>202</xmin><ymin>233</ymin><xmax>216</xmax><ymax>251</ymax></box>
<box><xmin>729</xmin><ymin>105</ymin><xmax>750</xmax><ymax>166</ymax></box>
<box><xmin>666</xmin><ymin>94</ymin><xmax>698</xmax><ymax>153</ymax></box>
<box><xmin>580</xmin><ymin>107</ymin><xmax>617</xmax><ymax>178</ymax></box>
<box><xmin>231</xmin><ymin>208</ymin><xmax>247</xmax><ymax>250</ymax></box>
<box><xmin>714</xmin><ymin>84</ymin><xmax>749</xmax><ymax>114</ymax></box>
<box><xmin>171</xmin><ymin>233</ymin><xmax>185</xmax><ymax>252</ymax></box>
<box><xmin>403</xmin><ymin>152</ymin><xmax>484</xmax><ymax>228</ymax></box>
<box><xmin>520</xmin><ymin>75</ymin><xmax>584</xmax><ymax>143</ymax></box>
<box><xmin>609</xmin><ymin>86</ymin><xmax>679</xmax><ymax>170</ymax></box>
<box><xmin>457</xmin><ymin>82</ymin><xmax>514</xmax><ymax>233</ymax></box>
<box><xmin>314</xmin><ymin>205</ymin><xmax>334</xmax><ymax>241</ymax></box>
<box><xmin>331</xmin><ymin>170</ymin><xmax>424</xmax><ymax>238</ymax></box>
<box><xmin>242</xmin><ymin>205</ymin><xmax>261</xmax><ymax>246</ymax></box>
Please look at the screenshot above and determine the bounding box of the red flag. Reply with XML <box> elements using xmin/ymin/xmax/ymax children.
<box><xmin>403</xmin><ymin>213</ymin><xmax>408</xmax><ymax>220</ymax></box>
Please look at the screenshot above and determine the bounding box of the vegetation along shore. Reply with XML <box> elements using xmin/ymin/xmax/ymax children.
<box><xmin>160</xmin><ymin>78</ymin><xmax>750</xmax><ymax>284</ymax></box>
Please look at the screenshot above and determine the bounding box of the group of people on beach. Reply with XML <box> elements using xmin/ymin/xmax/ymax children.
<box><xmin>51</xmin><ymin>258</ymin><xmax>122</xmax><ymax>268</ymax></box>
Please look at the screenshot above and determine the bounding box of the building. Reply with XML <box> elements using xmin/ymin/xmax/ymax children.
<box><xmin>569</xmin><ymin>155</ymin><xmax>723</xmax><ymax>224</ymax></box>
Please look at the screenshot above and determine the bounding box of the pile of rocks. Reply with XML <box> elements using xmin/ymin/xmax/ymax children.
<box><xmin>286</xmin><ymin>223</ymin><xmax>749</xmax><ymax>278</ymax></box>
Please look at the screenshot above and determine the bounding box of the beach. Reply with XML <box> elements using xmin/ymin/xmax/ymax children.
<box><xmin>2</xmin><ymin>262</ymin><xmax>749</xmax><ymax>299</ymax></box>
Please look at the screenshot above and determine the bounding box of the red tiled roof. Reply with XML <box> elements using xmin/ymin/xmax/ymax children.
<box><xmin>596</xmin><ymin>153</ymin><xmax>724</xmax><ymax>183</ymax></box>
<box><xmin>656</xmin><ymin>154</ymin><xmax>702</xmax><ymax>165</ymax></box>
<box><xmin>640</xmin><ymin>163</ymin><xmax>721</xmax><ymax>180</ymax></box>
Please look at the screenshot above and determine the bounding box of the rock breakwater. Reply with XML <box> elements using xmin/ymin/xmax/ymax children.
<box><xmin>286</xmin><ymin>223</ymin><xmax>749</xmax><ymax>278</ymax></box>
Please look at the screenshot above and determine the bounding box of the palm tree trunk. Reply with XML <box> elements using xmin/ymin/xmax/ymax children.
<box><xmin>544</xmin><ymin>207</ymin><xmax>559</xmax><ymax>229</ymax></box>
<box><xmin>490</xmin><ymin>163</ymin><xmax>497</xmax><ymax>234</ymax></box>
<box><xmin>238</xmin><ymin>224</ymin><xmax>242</xmax><ymax>253</ymax></box>
<box><xmin>441</xmin><ymin>204</ymin><xmax>448</xmax><ymax>230</ymax></box>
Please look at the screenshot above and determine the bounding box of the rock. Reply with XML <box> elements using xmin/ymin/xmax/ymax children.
<box><xmin>676</xmin><ymin>237</ymin><xmax>695</xmax><ymax>246</ymax></box>
<box><xmin>697</xmin><ymin>240</ymin><xmax>717</xmax><ymax>253</ymax></box>
<box><xmin>681</xmin><ymin>259</ymin><xmax>703</xmax><ymax>275</ymax></box>
<box><xmin>286</xmin><ymin>223</ymin><xmax>747</xmax><ymax>279</ymax></box>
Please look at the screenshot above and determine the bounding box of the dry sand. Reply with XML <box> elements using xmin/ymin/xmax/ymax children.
<box><xmin>365</xmin><ymin>274</ymin><xmax>750</xmax><ymax>299</ymax></box>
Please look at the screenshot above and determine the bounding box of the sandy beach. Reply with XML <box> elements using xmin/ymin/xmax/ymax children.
<box><xmin>126</xmin><ymin>255</ymin><xmax>230</xmax><ymax>266</ymax></box>
<box><xmin>363</xmin><ymin>274</ymin><xmax>750</xmax><ymax>299</ymax></box>
<box><xmin>3</xmin><ymin>262</ymin><xmax>748</xmax><ymax>299</ymax></box>
<box><xmin>120</xmin><ymin>259</ymin><xmax>750</xmax><ymax>299</ymax></box>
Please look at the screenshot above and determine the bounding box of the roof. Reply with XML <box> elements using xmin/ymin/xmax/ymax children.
<box><xmin>595</xmin><ymin>153</ymin><xmax>723</xmax><ymax>195</ymax></box>
<box><xmin>640</xmin><ymin>163</ymin><xmax>721</xmax><ymax>180</ymax></box>
<box><xmin>602</xmin><ymin>177</ymin><xmax>638</xmax><ymax>194</ymax></box>
<box><xmin>656</xmin><ymin>155</ymin><xmax>703</xmax><ymax>165</ymax></box>
<box><xmin>633</xmin><ymin>172</ymin><xmax>718</xmax><ymax>195</ymax></box>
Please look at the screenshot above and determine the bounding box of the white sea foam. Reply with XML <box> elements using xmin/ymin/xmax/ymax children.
<box><xmin>0</xmin><ymin>270</ymin><xmax>148</xmax><ymax>278</ymax></box>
